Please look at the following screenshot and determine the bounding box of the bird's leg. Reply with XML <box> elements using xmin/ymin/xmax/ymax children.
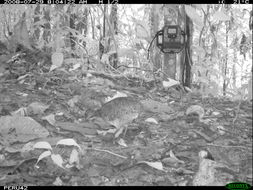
<box><xmin>114</xmin><ymin>125</ymin><xmax>128</xmax><ymax>138</ymax></box>
<box><xmin>114</xmin><ymin>126</ymin><xmax>124</xmax><ymax>138</ymax></box>
<box><xmin>123</xmin><ymin>125</ymin><xmax>128</xmax><ymax>138</ymax></box>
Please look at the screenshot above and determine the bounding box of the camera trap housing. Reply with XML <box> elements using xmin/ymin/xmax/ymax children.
<box><xmin>156</xmin><ymin>25</ymin><xmax>186</xmax><ymax>54</ymax></box>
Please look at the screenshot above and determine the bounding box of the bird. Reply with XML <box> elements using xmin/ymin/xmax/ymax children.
<box><xmin>90</xmin><ymin>97</ymin><xmax>143</xmax><ymax>138</ymax></box>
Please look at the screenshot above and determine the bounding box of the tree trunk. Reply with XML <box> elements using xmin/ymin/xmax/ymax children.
<box><xmin>43</xmin><ymin>5</ymin><xmax>51</xmax><ymax>53</ymax></box>
<box><xmin>109</xmin><ymin>4</ymin><xmax>118</xmax><ymax>69</ymax></box>
<box><xmin>150</xmin><ymin>5</ymin><xmax>162</xmax><ymax>73</ymax></box>
<box><xmin>163</xmin><ymin>5</ymin><xmax>179</xmax><ymax>80</ymax></box>
<box><xmin>184</xmin><ymin>11</ymin><xmax>193</xmax><ymax>87</ymax></box>
<box><xmin>33</xmin><ymin>5</ymin><xmax>40</xmax><ymax>41</ymax></box>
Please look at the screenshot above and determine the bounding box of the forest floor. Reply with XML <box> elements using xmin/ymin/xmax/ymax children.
<box><xmin>0</xmin><ymin>53</ymin><xmax>252</xmax><ymax>186</ymax></box>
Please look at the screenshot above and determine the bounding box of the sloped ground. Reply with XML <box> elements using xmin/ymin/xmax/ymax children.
<box><xmin>0</xmin><ymin>52</ymin><xmax>252</xmax><ymax>186</ymax></box>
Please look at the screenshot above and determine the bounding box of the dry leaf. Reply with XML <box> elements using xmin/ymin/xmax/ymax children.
<box><xmin>56</xmin><ymin>138</ymin><xmax>81</xmax><ymax>150</ymax></box>
<box><xmin>33</xmin><ymin>141</ymin><xmax>52</xmax><ymax>150</ymax></box>
<box><xmin>51</xmin><ymin>154</ymin><xmax>64</xmax><ymax>168</ymax></box>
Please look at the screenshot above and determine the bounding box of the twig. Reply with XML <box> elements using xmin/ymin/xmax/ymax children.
<box><xmin>87</xmin><ymin>147</ymin><xmax>127</xmax><ymax>159</ymax></box>
<box><xmin>207</xmin><ymin>143</ymin><xmax>251</xmax><ymax>150</ymax></box>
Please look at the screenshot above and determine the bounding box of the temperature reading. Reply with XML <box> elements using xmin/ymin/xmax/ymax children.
<box><xmin>233</xmin><ymin>0</ymin><xmax>249</xmax><ymax>3</ymax></box>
